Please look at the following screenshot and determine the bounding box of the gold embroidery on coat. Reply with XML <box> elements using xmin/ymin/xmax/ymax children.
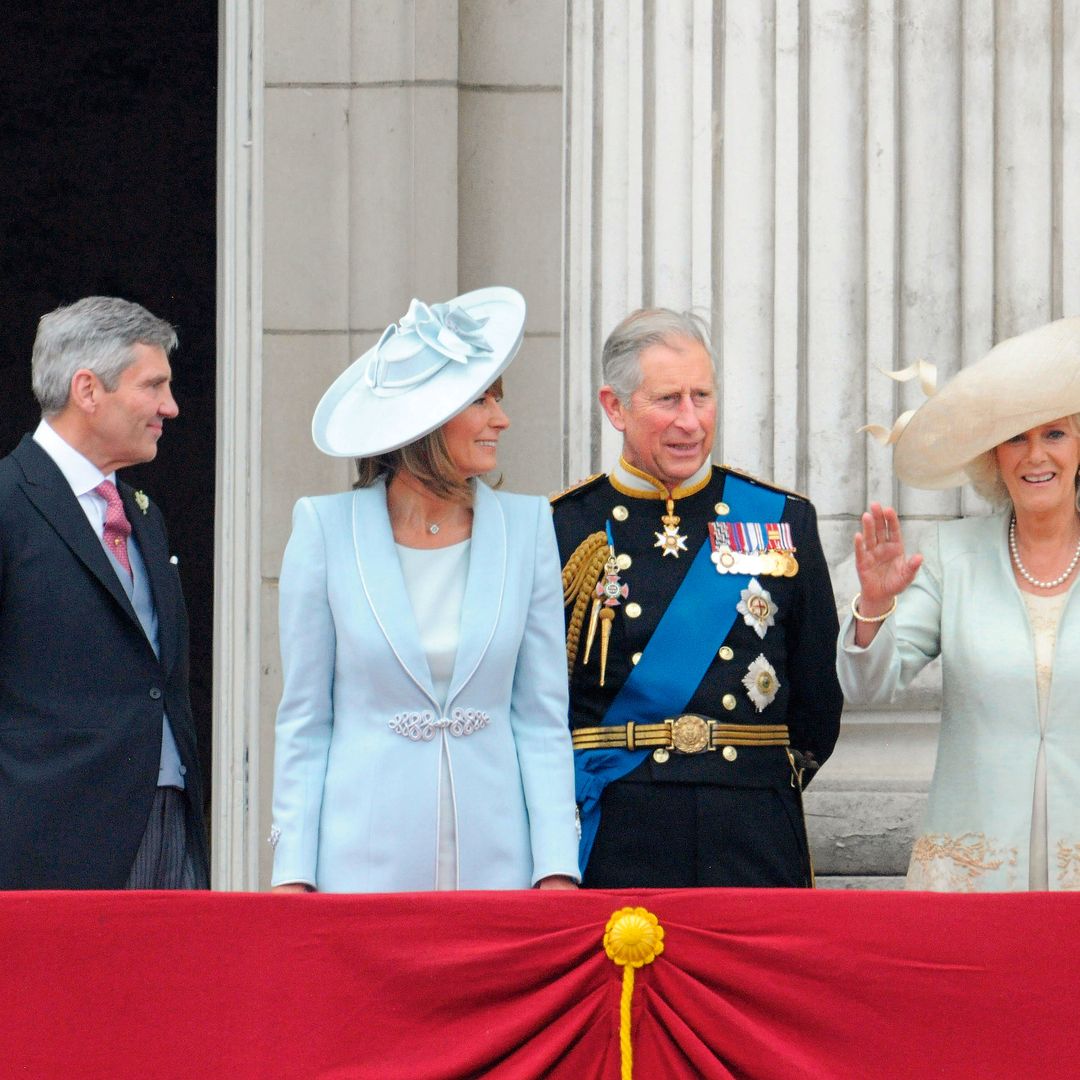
<box><xmin>1056</xmin><ymin>840</ymin><xmax>1080</xmax><ymax>890</ymax></box>
<box><xmin>909</xmin><ymin>833</ymin><xmax>1018</xmax><ymax>892</ymax></box>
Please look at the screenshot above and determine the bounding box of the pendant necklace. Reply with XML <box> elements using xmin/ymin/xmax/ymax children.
<box><xmin>1009</xmin><ymin>516</ymin><xmax>1080</xmax><ymax>589</ymax></box>
<box><xmin>390</xmin><ymin>500</ymin><xmax>455</xmax><ymax>536</ymax></box>
<box><xmin>426</xmin><ymin>511</ymin><xmax>451</xmax><ymax>535</ymax></box>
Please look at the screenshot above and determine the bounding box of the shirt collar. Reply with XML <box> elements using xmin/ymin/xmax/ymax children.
<box><xmin>33</xmin><ymin>419</ymin><xmax>114</xmax><ymax>498</ymax></box>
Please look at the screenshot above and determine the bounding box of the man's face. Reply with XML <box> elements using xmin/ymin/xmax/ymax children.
<box><xmin>87</xmin><ymin>343</ymin><xmax>178</xmax><ymax>472</ymax></box>
<box><xmin>602</xmin><ymin>336</ymin><xmax>716</xmax><ymax>490</ymax></box>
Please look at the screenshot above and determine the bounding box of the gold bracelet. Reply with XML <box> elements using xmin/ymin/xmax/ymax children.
<box><xmin>851</xmin><ymin>593</ymin><xmax>897</xmax><ymax>623</ymax></box>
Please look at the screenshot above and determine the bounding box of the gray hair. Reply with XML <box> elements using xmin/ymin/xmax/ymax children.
<box><xmin>31</xmin><ymin>296</ymin><xmax>178</xmax><ymax>416</ymax></box>
<box><xmin>964</xmin><ymin>413</ymin><xmax>1080</xmax><ymax>506</ymax></box>
<box><xmin>601</xmin><ymin>308</ymin><xmax>715</xmax><ymax>404</ymax></box>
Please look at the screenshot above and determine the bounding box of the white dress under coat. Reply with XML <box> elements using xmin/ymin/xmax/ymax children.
<box><xmin>270</xmin><ymin>479</ymin><xmax>580</xmax><ymax>892</ymax></box>
<box><xmin>837</xmin><ymin>513</ymin><xmax>1080</xmax><ymax>891</ymax></box>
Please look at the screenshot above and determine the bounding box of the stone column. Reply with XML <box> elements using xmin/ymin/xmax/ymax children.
<box><xmin>233</xmin><ymin>0</ymin><xmax>566</xmax><ymax>887</ymax></box>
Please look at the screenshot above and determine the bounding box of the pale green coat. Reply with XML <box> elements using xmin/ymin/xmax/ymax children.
<box><xmin>838</xmin><ymin>513</ymin><xmax>1080</xmax><ymax>891</ymax></box>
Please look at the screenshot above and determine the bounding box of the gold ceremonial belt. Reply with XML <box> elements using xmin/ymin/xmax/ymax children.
<box><xmin>571</xmin><ymin>715</ymin><xmax>790</xmax><ymax>755</ymax></box>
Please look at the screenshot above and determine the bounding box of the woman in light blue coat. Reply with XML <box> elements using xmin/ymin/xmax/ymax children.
<box><xmin>270</xmin><ymin>288</ymin><xmax>579</xmax><ymax>892</ymax></box>
<box><xmin>839</xmin><ymin>318</ymin><xmax>1080</xmax><ymax>891</ymax></box>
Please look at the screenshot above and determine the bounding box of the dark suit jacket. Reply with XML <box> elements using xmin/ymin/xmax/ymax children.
<box><xmin>0</xmin><ymin>435</ymin><xmax>208</xmax><ymax>888</ymax></box>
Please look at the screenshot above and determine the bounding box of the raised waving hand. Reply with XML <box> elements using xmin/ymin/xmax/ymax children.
<box><xmin>852</xmin><ymin>503</ymin><xmax>923</xmax><ymax>645</ymax></box>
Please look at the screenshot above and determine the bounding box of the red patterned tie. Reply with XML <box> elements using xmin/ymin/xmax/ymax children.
<box><xmin>95</xmin><ymin>480</ymin><xmax>133</xmax><ymax>576</ymax></box>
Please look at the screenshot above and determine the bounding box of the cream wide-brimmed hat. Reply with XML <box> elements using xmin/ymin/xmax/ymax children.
<box><xmin>869</xmin><ymin>317</ymin><xmax>1080</xmax><ymax>489</ymax></box>
<box><xmin>312</xmin><ymin>286</ymin><xmax>526</xmax><ymax>457</ymax></box>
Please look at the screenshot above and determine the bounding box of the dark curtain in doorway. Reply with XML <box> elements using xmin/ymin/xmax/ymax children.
<box><xmin>0</xmin><ymin>3</ymin><xmax>218</xmax><ymax>809</ymax></box>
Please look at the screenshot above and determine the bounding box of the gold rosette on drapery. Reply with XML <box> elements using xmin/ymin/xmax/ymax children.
<box><xmin>603</xmin><ymin>906</ymin><xmax>665</xmax><ymax>1080</ymax></box>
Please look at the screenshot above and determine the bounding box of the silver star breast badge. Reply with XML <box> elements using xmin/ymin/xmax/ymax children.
<box><xmin>742</xmin><ymin>653</ymin><xmax>781</xmax><ymax>712</ymax></box>
<box><xmin>737</xmin><ymin>578</ymin><xmax>777</xmax><ymax>639</ymax></box>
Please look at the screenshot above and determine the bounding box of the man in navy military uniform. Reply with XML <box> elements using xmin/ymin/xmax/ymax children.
<box><xmin>552</xmin><ymin>308</ymin><xmax>842</xmax><ymax>887</ymax></box>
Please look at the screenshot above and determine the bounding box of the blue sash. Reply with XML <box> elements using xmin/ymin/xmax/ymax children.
<box><xmin>575</xmin><ymin>473</ymin><xmax>786</xmax><ymax>871</ymax></box>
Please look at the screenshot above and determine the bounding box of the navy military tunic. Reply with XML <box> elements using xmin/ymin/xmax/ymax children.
<box><xmin>552</xmin><ymin>462</ymin><xmax>843</xmax><ymax>887</ymax></box>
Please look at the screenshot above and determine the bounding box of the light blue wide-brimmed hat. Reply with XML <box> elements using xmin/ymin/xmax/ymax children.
<box><xmin>312</xmin><ymin>285</ymin><xmax>526</xmax><ymax>457</ymax></box>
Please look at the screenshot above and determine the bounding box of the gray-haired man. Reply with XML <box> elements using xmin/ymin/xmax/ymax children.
<box><xmin>552</xmin><ymin>307</ymin><xmax>842</xmax><ymax>888</ymax></box>
<box><xmin>0</xmin><ymin>296</ymin><xmax>208</xmax><ymax>888</ymax></box>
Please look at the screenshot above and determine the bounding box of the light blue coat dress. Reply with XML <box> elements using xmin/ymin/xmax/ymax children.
<box><xmin>270</xmin><ymin>479</ymin><xmax>579</xmax><ymax>892</ymax></box>
<box><xmin>838</xmin><ymin>513</ymin><xmax>1080</xmax><ymax>891</ymax></box>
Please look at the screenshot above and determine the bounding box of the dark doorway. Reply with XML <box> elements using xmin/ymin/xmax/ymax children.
<box><xmin>0</xmin><ymin>4</ymin><xmax>218</xmax><ymax>803</ymax></box>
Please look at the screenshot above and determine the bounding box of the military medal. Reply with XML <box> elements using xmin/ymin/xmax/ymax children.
<box><xmin>737</xmin><ymin>578</ymin><xmax>777</xmax><ymax>639</ymax></box>
<box><xmin>742</xmin><ymin>653</ymin><xmax>780</xmax><ymax>712</ymax></box>
<box><xmin>767</xmin><ymin>522</ymin><xmax>800</xmax><ymax>576</ymax></box>
<box><xmin>709</xmin><ymin>521</ymin><xmax>798</xmax><ymax>577</ymax></box>
<box><xmin>653</xmin><ymin>497</ymin><xmax>688</xmax><ymax>557</ymax></box>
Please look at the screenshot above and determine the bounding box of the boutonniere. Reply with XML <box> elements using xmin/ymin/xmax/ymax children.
<box><xmin>134</xmin><ymin>490</ymin><xmax>150</xmax><ymax>515</ymax></box>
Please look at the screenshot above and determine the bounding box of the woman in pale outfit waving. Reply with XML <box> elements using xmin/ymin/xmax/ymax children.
<box><xmin>839</xmin><ymin>318</ymin><xmax>1080</xmax><ymax>891</ymax></box>
<box><xmin>270</xmin><ymin>287</ymin><xmax>579</xmax><ymax>893</ymax></box>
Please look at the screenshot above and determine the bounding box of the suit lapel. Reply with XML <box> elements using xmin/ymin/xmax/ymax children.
<box><xmin>351</xmin><ymin>482</ymin><xmax>438</xmax><ymax>706</ymax></box>
<box><xmin>446</xmin><ymin>482</ymin><xmax>505</xmax><ymax>706</ymax></box>
<box><xmin>13</xmin><ymin>436</ymin><xmax>141</xmax><ymax>629</ymax></box>
<box><xmin>121</xmin><ymin>481</ymin><xmax>179</xmax><ymax>669</ymax></box>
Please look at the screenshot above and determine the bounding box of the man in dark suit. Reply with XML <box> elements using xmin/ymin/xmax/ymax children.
<box><xmin>0</xmin><ymin>296</ymin><xmax>209</xmax><ymax>889</ymax></box>
<box><xmin>552</xmin><ymin>308</ymin><xmax>843</xmax><ymax>888</ymax></box>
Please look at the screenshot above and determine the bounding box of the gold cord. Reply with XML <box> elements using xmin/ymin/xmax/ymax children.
<box><xmin>562</xmin><ymin>532</ymin><xmax>609</xmax><ymax>675</ymax></box>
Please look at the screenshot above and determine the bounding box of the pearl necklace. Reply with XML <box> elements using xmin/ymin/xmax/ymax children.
<box><xmin>1008</xmin><ymin>516</ymin><xmax>1080</xmax><ymax>589</ymax></box>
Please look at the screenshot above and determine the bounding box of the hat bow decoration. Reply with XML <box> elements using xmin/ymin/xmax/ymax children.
<box><xmin>365</xmin><ymin>299</ymin><xmax>493</xmax><ymax>397</ymax></box>
<box><xmin>860</xmin><ymin>359</ymin><xmax>939</xmax><ymax>447</ymax></box>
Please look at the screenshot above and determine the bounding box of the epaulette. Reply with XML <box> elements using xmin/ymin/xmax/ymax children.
<box><xmin>549</xmin><ymin>472</ymin><xmax>607</xmax><ymax>506</ymax></box>
<box><xmin>719</xmin><ymin>464</ymin><xmax>809</xmax><ymax>502</ymax></box>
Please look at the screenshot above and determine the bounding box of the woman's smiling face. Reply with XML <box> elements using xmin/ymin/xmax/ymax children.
<box><xmin>440</xmin><ymin>380</ymin><xmax>510</xmax><ymax>479</ymax></box>
<box><xmin>994</xmin><ymin>418</ymin><xmax>1080</xmax><ymax>515</ymax></box>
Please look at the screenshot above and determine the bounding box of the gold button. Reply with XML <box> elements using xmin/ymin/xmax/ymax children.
<box><xmin>718</xmin><ymin>646</ymin><xmax>734</xmax><ymax>661</ymax></box>
<box><xmin>715</xmin><ymin>502</ymin><xmax>730</xmax><ymax>516</ymax></box>
<box><xmin>652</xmin><ymin>747</ymin><xmax>670</xmax><ymax>764</ymax></box>
<box><xmin>612</xmin><ymin>505</ymin><xmax>629</xmax><ymax>521</ymax></box>
<box><xmin>722</xmin><ymin>694</ymin><xmax>737</xmax><ymax>711</ymax></box>
<box><xmin>722</xmin><ymin>745</ymin><xmax>738</xmax><ymax>762</ymax></box>
<box><xmin>631</xmin><ymin>652</ymin><xmax>642</xmax><ymax>665</ymax></box>
<box><xmin>616</xmin><ymin>553</ymin><xmax>632</xmax><ymax>571</ymax></box>
<box><xmin>625</xmin><ymin>602</ymin><xmax>642</xmax><ymax>619</ymax></box>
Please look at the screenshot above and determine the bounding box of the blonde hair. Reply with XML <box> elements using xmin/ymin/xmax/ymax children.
<box><xmin>964</xmin><ymin>414</ymin><xmax>1080</xmax><ymax>506</ymax></box>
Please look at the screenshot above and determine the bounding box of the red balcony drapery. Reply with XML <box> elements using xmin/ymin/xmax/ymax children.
<box><xmin>1</xmin><ymin>888</ymin><xmax>1074</xmax><ymax>1078</ymax></box>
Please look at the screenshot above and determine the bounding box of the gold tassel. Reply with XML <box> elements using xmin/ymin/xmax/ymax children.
<box><xmin>598</xmin><ymin>608</ymin><xmax>615</xmax><ymax>686</ymax></box>
<box><xmin>582</xmin><ymin>598</ymin><xmax>601</xmax><ymax>665</ymax></box>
